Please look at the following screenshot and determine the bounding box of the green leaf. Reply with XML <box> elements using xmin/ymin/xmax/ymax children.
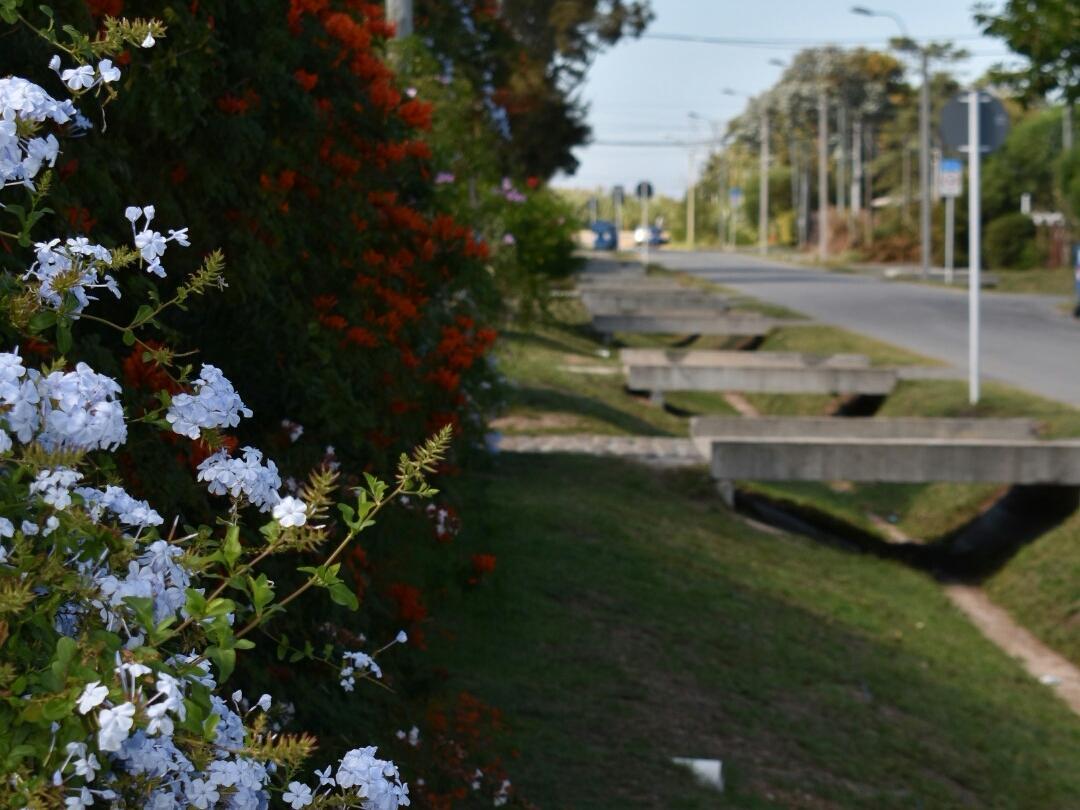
<box><xmin>121</xmin><ymin>329</ymin><xmax>136</xmax><ymax>347</ymax></box>
<box><xmin>328</xmin><ymin>582</ymin><xmax>359</xmax><ymax>611</ymax></box>
<box><xmin>28</xmin><ymin>310</ymin><xmax>56</xmax><ymax>333</ymax></box>
<box><xmin>247</xmin><ymin>573</ymin><xmax>274</xmax><ymax>615</ymax></box>
<box><xmin>222</xmin><ymin>525</ymin><xmax>241</xmax><ymax>569</ymax></box>
<box><xmin>205</xmin><ymin>646</ymin><xmax>236</xmax><ymax>681</ymax></box>
<box><xmin>56</xmin><ymin>320</ymin><xmax>72</xmax><ymax>354</ymax></box>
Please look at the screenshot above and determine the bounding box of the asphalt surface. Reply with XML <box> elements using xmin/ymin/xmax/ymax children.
<box><xmin>648</xmin><ymin>250</ymin><xmax>1080</xmax><ymax>407</ymax></box>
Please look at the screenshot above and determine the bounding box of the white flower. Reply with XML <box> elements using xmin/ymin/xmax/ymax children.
<box><xmin>186</xmin><ymin>778</ymin><xmax>219</xmax><ymax>809</ymax></box>
<box><xmin>77</xmin><ymin>681</ymin><xmax>109</xmax><ymax>714</ymax></box>
<box><xmin>30</xmin><ymin>468</ymin><xmax>83</xmax><ymax>509</ymax></box>
<box><xmin>256</xmin><ymin>693</ymin><xmax>272</xmax><ymax>712</ymax></box>
<box><xmin>97</xmin><ymin>59</ymin><xmax>121</xmax><ymax>84</ymax></box>
<box><xmin>196</xmin><ymin>446</ymin><xmax>282</xmax><ymax>512</ymax></box>
<box><xmin>396</xmin><ymin>630</ymin><xmax>408</xmax><ymax>644</ymax></box>
<box><xmin>272</xmin><ymin>496</ymin><xmax>307</xmax><ymax>528</ymax></box>
<box><xmin>335</xmin><ymin>747</ymin><xmax>410</xmax><ymax>810</ymax></box>
<box><xmin>0</xmin><ymin>518</ymin><xmax>12</xmax><ymax>538</ymax></box>
<box><xmin>283</xmin><ymin>781</ymin><xmax>313</xmax><ymax>808</ymax></box>
<box><xmin>166</xmin><ymin>364</ymin><xmax>252</xmax><ymax>439</ymax></box>
<box><xmin>314</xmin><ymin>766</ymin><xmax>335</xmax><ymax>787</ymax></box>
<box><xmin>61</xmin><ymin>65</ymin><xmax>95</xmax><ymax>91</ymax></box>
<box><xmin>97</xmin><ymin>702</ymin><xmax>136</xmax><ymax>751</ymax></box>
<box><xmin>141</xmin><ymin>32</ymin><xmax>155</xmax><ymax>48</ymax></box>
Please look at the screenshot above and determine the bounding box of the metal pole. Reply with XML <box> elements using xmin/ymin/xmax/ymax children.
<box><xmin>945</xmin><ymin>195</ymin><xmax>954</xmax><ymax>284</ymax></box>
<box><xmin>759</xmin><ymin>111</ymin><xmax>769</xmax><ymax>254</ymax></box>
<box><xmin>968</xmin><ymin>89</ymin><xmax>981</xmax><ymax>405</ymax></box>
<box><xmin>837</xmin><ymin>104</ymin><xmax>847</xmax><ymax>214</ymax></box>
<box><xmin>852</xmin><ymin>116</ymin><xmax>863</xmax><ymax>237</ymax></box>
<box><xmin>818</xmin><ymin>89</ymin><xmax>828</xmax><ymax>261</ymax></box>
<box><xmin>919</xmin><ymin>49</ymin><xmax>931</xmax><ymax>278</ymax></box>
<box><xmin>687</xmin><ymin>180</ymin><xmax>696</xmax><ymax>249</ymax></box>
<box><xmin>614</xmin><ymin>195</ymin><xmax>622</xmax><ymax>245</ymax></box>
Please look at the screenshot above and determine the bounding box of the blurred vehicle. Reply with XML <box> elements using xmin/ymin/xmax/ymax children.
<box><xmin>591</xmin><ymin>220</ymin><xmax>617</xmax><ymax>251</ymax></box>
<box><xmin>633</xmin><ymin>225</ymin><xmax>667</xmax><ymax>246</ymax></box>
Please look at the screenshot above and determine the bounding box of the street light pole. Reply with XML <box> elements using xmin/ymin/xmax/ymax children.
<box><xmin>818</xmin><ymin>88</ymin><xmax>828</xmax><ymax>262</ymax></box>
<box><xmin>919</xmin><ymin>49</ymin><xmax>931</xmax><ymax>278</ymax></box>
<box><xmin>760</xmin><ymin>109</ymin><xmax>769</xmax><ymax>254</ymax></box>
<box><xmin>852</xmin><ymin>6</ymin><xmax>930</xmax><ymax>276</ymax></box>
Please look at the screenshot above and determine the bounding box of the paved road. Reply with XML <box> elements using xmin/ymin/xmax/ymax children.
<box><xmin>650</xmin><ymin>250</ymin><xmax>1080</xmax><ymax>407</ymax></box>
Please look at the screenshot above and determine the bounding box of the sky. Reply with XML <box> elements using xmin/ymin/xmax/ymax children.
<box><xmin>553</xmin><ymin>0</ymin><xmax>1020</xmax><ymax>197</ymax></box>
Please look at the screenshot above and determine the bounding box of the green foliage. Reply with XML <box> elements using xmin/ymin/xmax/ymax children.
<box><xmin>976</xmin><ymin>0</ymin><xmax>1080</xmax><ymax>103</ymax></box>
<box><xmin>984</xmin><ymin>212</ymin><xmax>1040</xmax><ymax>269</ymax></box>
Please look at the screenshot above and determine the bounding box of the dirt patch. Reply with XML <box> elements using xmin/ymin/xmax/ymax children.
<box><xmin>490</xmin><ymin>412</ymin><xmax>581</xmax><ymax>432</ymax></box>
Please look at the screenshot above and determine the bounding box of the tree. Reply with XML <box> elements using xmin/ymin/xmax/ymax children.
<box><xmin>976</xmin><ymin>0</ymin><xmax>1080</xmax><ymax>102</ymax></box>
<box><xmin>414</xmin><ymin>0</ymin><xmax>653</xmax><ymax>177</ymax></box>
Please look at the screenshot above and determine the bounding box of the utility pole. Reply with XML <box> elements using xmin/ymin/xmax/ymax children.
<box><xmin>759</xmin><ymin>109</ymin><xmax>769</xmax><ymax>254</ymax></box>
<box><xmin>818</xmin><ymin>89</ymin><xmax>828</xmax><ymax>262</ymax></box>
<box><xmin>386</xmin><ymin>0</ymin><xmax>413</xmax><ymax>36</ymax></box>
<box><xmin>851</xmin><ymin>116</ymin><xmax>863</xmax><ymax>229</ymax></box>
<box><xmin>837</xmin><ymin>105</ymin><xmax>847</xmax><ymax>215</ymax></box>
<box><xmin>919</xmin><ymin>49</ymin><xmax>931</xmax><ymax>278</ymax></box>
<box><xmin>967</xmin><ymin>88</ymin><xmax>982</xmax><ymax>405</ymax></box>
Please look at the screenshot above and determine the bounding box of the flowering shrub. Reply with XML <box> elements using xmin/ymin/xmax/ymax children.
<box><xmin>0</xmin><ymin>14</ymin><xmax>462</xmax><ymax>808</ymax></box>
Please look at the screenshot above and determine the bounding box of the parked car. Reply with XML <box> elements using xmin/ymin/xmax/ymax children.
<box><xmin>591</xmin><ymin>220</ymin><xmax>617</xmax><ymax>251</ymax></box>
<box><xmin>633</xmin><ymin>225</ymin><xmax>667</xmax><ymax>247</ymax></box>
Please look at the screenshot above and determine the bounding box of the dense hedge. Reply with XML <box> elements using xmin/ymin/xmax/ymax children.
<box><xmin>1</xmin><ymin>0</ymin><xmax>502</xmax><ymax>507</ymax></box>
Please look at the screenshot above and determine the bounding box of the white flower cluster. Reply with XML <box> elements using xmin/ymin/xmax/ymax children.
<box><xmin>59</xmin><ymin>658</ymin><xmax>277</xmax><ymax>809</ymax></box>
<box><xmin>75</xmin><ymin>484</ymin><xmax>163</xmax><ymax>529</ymax></box>
<box><xmin>166</xmin><ymin>364</ymin><xmax>252</xmax><ymax>439</ymax></box>
<box><xmin>0</xmin><ymin>352</ymin><xmax>127</xmax><ymax>452</ymax></box>
<box><xmin>340</xmin><ymin>650</ymin><xmax>382</xmax><ymax>692</ymax></box>
<box><xmin>93</xmin><ymin>539</ymin><xmax>191</xmax><ymax>632</ymax></box>
<box><xmin>24</xmin><ymin>237</ymin><xmax>118</xmax><ymax>315</ymax></box>
<box><xmin>395</xmin><ymin>726</ymin><xmax>420</xmax><ymax>747</ymax></box>
<box><xmin>49</xmin><ymin>55</ymin><xmax>122</xmax><ymax>93</ymax></box>
<box><xmin>282</xmin><ymin>747</ymin><xmax>410</xmax><ymax>809</ymax></box>
<box><xmin>197</xmin><ymin>446</ymin><xmax>282</xmax><ymax>512</ymax></box>
<box><xmin>0</xmin><ymin>76</ymin><xmax>73</xmax><ymax>189</ymax></box>
<box><xmin>125</xmin><ymin>205</ymin><xmax>190</xmax><ymax>278</ymax></box>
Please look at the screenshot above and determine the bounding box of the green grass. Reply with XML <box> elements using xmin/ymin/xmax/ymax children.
<box><xmin>495</xmin><ymin>299</ymin><xmax>688</xmax><ymax>437</ymax></box>
<box><xmin>428</xmin><ymin>454</ymin><xmax>1080</xmax><ymax>808</ymax></box>
<box><xmin>986</xmin><ymin>511</ymin><xmax>1080</xmax><ymax>667</ymax></box>
<box><xmin>755</xmin><ymin>325</ymin><xmax>938</xmax><ymax>367</ymax></box>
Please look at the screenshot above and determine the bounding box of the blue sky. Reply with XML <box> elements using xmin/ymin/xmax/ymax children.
<box><xmin>554</xmin><ymin>0</ymin><xmax>1018</xmax><ymax>196</ymax></box>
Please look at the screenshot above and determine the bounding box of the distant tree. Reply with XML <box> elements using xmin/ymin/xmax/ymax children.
<box><xmin>415</xmin><ymin>0</ymin><xmax>653</xmax><ymax>178</ymax></box>
<box><xmin>975</xmin><ymin>0</ymin><xmax>1080</xmax><ymax>102</ymax></box>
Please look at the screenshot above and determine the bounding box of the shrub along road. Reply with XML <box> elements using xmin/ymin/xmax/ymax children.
<box><xmin>648</xmin><ymin>250</ymin><xmax>1080</xmax><ymax>407</ymax></box>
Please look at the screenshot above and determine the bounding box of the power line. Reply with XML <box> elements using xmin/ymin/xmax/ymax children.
<box><xmin>641</xmin><ymin>31</ymin><xmax>989</xmax><ymax>50</ymax></box>
<box><xmin>589</xmin><ymin>139</ymin><xmax>716</xmax><ymax>147</ymax></box>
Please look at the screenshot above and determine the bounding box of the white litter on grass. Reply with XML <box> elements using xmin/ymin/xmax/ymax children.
<box><xmin>671</xmin><ymin>758</ymin><xmax>724</xmax><ymax>792</ymax></box>
<box><xmin>1039</xmin><ymin>674</ymin><xmax>1063</xmax><ymax>686</ymax></box>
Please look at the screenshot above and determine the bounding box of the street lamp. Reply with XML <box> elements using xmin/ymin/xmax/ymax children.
<box><xmin>723</xmin><ymin>88</ymin><xmax>771</xmax><ymax>255</ymax></box>
<box><xmin>852</xmin><ymin>5</ymin><xmax>930</xmax><ymax>278</ymax></box>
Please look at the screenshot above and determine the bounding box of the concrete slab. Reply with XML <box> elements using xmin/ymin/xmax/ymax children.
<box><xmin>582</xmin><ymin>288</ymin><xmax>730</xmax><ymax>315</ymax></box>
<box><xmin>707</xmin><ymin>436</ymin><xmax>1080</xmax><ymax>484</ymax></box>
<box><xmin>623</xmin><ymin>349</ymin><xmax>893</xmax><ymax>394</ymax></box>
<box><xmin>622</xmin><ymin>350</ymin><xmax>871</xmax><ymax>369</ymax></box>
<box><xmin>690</xmin><ymin>415</ymin><xmax>1040</xmax><ymax>440</ymax></box>
<box><xmin>592</xmin><ymin>312</ymin><xmax>785</xmax><ymax>336</ymax></box>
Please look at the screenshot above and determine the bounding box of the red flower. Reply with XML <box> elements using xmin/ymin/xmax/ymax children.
<box><xmin>398</xmin><ymin>99</ymin><xmax>433</xmax><ymax>131</ymax></box>
<box><xmin>294</xmin><ymin>68</ymin><xmax>319</xmax><ymax>92</ymax></box>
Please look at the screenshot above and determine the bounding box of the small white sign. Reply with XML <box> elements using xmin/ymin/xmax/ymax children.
<box><xmin>940</xmin><ymin>159</ymin><xmax>963</xmax><ymax>197</ymax></box>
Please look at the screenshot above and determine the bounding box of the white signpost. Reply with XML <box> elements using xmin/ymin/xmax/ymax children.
<box><xmin>939</xmin><ymin>158</ymin><xmax>963</xmax><ymax>285</ymax></box>
<box><xmin>940</xmin><ymin>90</ymin><xmax>1009</xmax><ymax>405</ymax></box>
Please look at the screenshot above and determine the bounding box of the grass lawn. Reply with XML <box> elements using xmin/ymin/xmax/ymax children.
<box><xmin>497</xmin><ymin>282</ymin><xmax>1080</xmax><ymax>684</ymax></box>
<box><xmin>428</xmin><ymin>454</ymin><xmax>1080</xmax><ymax>808</ymax></box>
